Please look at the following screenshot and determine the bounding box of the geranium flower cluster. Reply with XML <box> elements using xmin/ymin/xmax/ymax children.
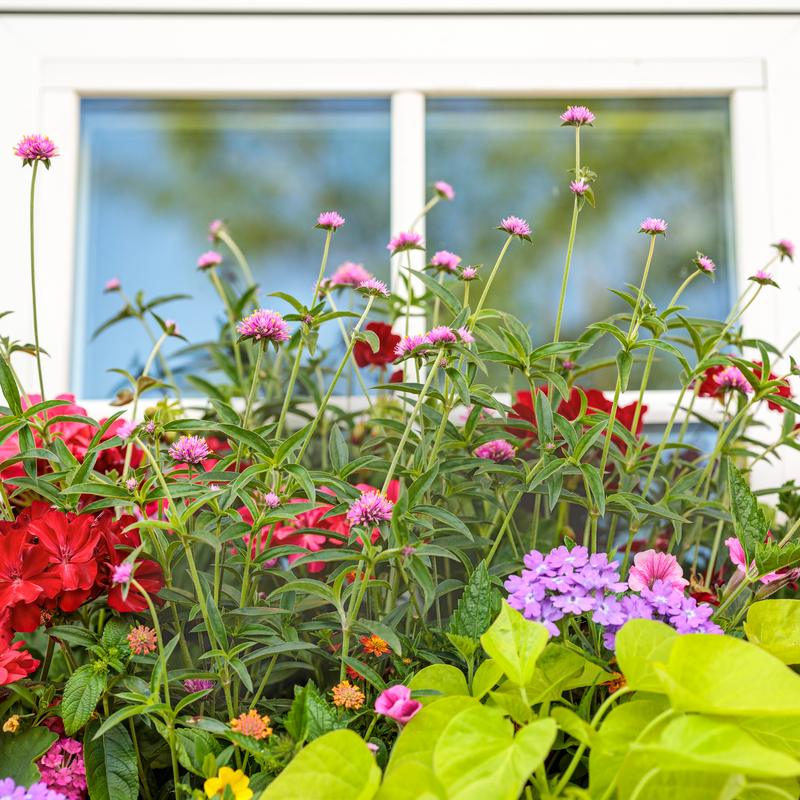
<box><xmin>504</xmin><ymin>545</ymin><xmax>721</xmax><ymax>647</ymax></box>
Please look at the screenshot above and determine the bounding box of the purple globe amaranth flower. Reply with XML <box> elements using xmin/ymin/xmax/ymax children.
<box><xmin>237</xmin><ymin>309</ymin><xmax>292</xmax><ymax>344</ymax></box>
<box><xmin>117</xmin><ymin>420</ymin><xmax>137</xmax><ymax>440</ymax></box>
<box><xmin>169</xmin><ymin>435</ymin><xmax>211</xmax><ymax>464</ymax></box>
<box><xmin>197</xmin><ymin>250</ymin><xmax>223</xmax><ymax>270</ymax></box>
<box><xmin>713</xmin><ymin>365</ymin><xmax>753</xmax><ymax>394</ymax></box>
<box><xmin>0</xmin><ymin>777</ymin><xmax>67</xmax><ymax>800</ymax></box>
<box><xmin>315</xmin><ymin>211</ymin><xmax>345</xmax><ymax>231</ymax></box>
<box><xmin>433</xmin><ymin>180</ymin><xmax>455</xmax><ymax>200</ymax></box>
<box><xmin>474</xmin><ymin>439</ymin><xmax>516</xmax><ymax>463</ymax></box>
<box><xmin>125</xmin><ymin>477</ymin><xmax>137</xmax><ymax>492</ymax></box>
<box><xmin>456</xmin><ymin>327</ymin><xmax>475</xmax><ymax>344</ymax></box>
<box><xmin>330</xmin><ymin>262</ymin><xmax>372</xmax><ymax>288</ymax></box>
<box><xmin>773</xmin><ymin>239</ymin><xmax>795</xmax><ymax>262</ymax></box>
<box><xmin>459</xmin><ymin>265</ymin><xmax>480</xmax><ymax>281</ymax></box>
<box><xmin>111</xmin><ymin>562</ymin><xmax>134</xmax><ymax>585</ymax></box>
<box><xmin>562</xmin><ymin>360</ymin><xmax>575</xmax><ymax>371</ymax></box>
<box><xmin>395</xmin><ymin>334</ymin><xmax>429</xmax><ymax>358</ymax></box>
<box><xmin>346</xmin><ymin>490</ymin><xmax>395</xmax><ymax>527</ymax></box>
<box><xmin>387</xmin><ymin>230</ymin><xmax>425</xmax><ymax>255</ymax></box>
<box><xmin>207</xmin><ymin>219</ymin><xmax>226</xmax><ymax>242</ymax></box>
<box><xmin>184</xmin><ymin>678</ymin><xmax>216</xmax><ymax>694</ymax></box>
<box><xmin>751</xmin><ymin>269</ymin><xmax>775</xmax><ymax>284</ymax></box>
<box><xmin>559</xmin><ymin>106</ymin><xmax>595</xmax><ymax>127</ymax></box>
<box><xmin>570</xmin><ymin>179</ymin><xmax>589</xmax><ymax>196</ymax></box>
<box><xmin>358</xmin><ymin>278</ymin><xmax>390</xmax><ymax>298</ymax></box>
<box><xmin>263</xmin><ymin>491</ymin><xmax>280</xmax><ymax>509</ymax></box>
<box><xmin>143</xmin><ymin>420</ymin><xmax>156</xmax><ymax>436</ymax></box>
<box><xmin>104</xmin><ymin>277</ymin><xmax>120</xmax><ymax>292</ymax></box>
<box><xmin>497</xmin><ymin>216</ymin><xmax>532</xmax><ymax>239</ymax></box>
<box><xmin>14</xmin><ymin>134</ymin><xmax>59</xmax><ymax>167</ymax></box>
<box><xmin>639</xmin><ymin>218</ymin><xmax>668</xmax><ymax>237</ymax></box>
<box><xmin>426</xmin><ymin>326</ymin><xmax>457</xmax><ymax>346</ymax></box>
<box><xmin>429</xmin><ymin>250</ymin><xmax>462</xmax><ymax>272</ymax></box>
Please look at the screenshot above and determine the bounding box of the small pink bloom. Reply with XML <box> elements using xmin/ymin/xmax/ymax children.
<box><xmin>433</xmin><ymin>180</ymin><xmax>455</xmax><ymax>200</ymax></box>
<box><xmin>197</xmin><ymin>250</ymin><xmax>223</xmax><ymax>269</ymax></box>
<box><xmin>164</xmin><ymin>319</ymin><xmax>179</xmax><ymax>335</ymax></box>
<box><xmin>773</xmin><ymin>239</ymin><xmax>795</xmax><ymax>261</ymax></box>
<box><xmin>498</xmin><ymin>216</ymin><xmax>531</xmax><ymax>237</ymax></box>
<box><xmin>207</xmin><ymin>219</ymin><xmax>225</xmax><ymax>241</ymax></box>
<box><xmin>263</xmin><ymin>492</ymin><xmax>280</xmax><ymax>509</ymax></box>
<box><xmin>346</xmin><ymin>491</ymin><xmax>394</xmax><ymax>527</ymax></box>
<box><xmin>237</xmin><ymin>309</ymin><xmax>292</xmax><ymax>343</ymax></box>
<box><xmin>429</xmin><ymin>250</ymin><xmax>461</xmax><ymax>272</ymax></box>
<box><xmin>316</xmin><ymin>211</ymin><xmax>345</xmax><ymax>231</ymax></box>
<box><xmin>639</xmin><ymin>218</ymin><xmax>668</xmax><ymax>236</ymax></box>
<box><xmin>168</xmin><ymin>435</ymin><xmax>211</xmax><ymax>464</ymax></box>
<box><xmin>753</xmin><ymin>269</ymin><xmax>773</xmax><ymax>282</ymax></box>
<box><xmin>104</xmin><ymin>278</ymin><xmax>120</xmax><ymax>291</ymax></box>
<box><xmin>713</xmin><ymin>365</ymin><xmax>753</xmax><ymax>394</ymax></box>
<box><xmin>330</xmin><ymin>262</ymin><xmax>372</xmax><ymax>288</ymax></box>
<box><xmin>358</xmin><ymin>278</ymin><xmax>390</xmax><ymax>298</ymax></box>
<box><xmin>125</xmin><ymin>477</ymin><xmax>137</xmax><ymax>491</ymax></box>
<box><xmin>696</xmin><ymin>255</ymin><xmax>715</xmax><ymax>273</ymax></box>
<box><xmin>375</xmin><ymin>685</ymin><xmax>421</xmax><ymax>726</ymax></box>
<box><xmin>111</xmin><ymin>562</ymin><xmax>134</xmax><ymax>585</ymax></box>
<box><xmin>456</xmin><ymin>327</ymin><xmax>475</xmax><ymax>344</ymax></box>
<box><xmin>628</xmin><ymin>550</ymin><xmax>689</xmax><ymax>593</ymax></box>
<box><xmin>427</xmin><ymin>326</ymin><xmax>457</xmax><ymax>346</ymax></box>
<box><xmin>474</xmin><ymin>439</ymin><xmax>516</xmax><ymax>462</ymax></box>
<box><xmin>117</xmin><ymin>420</ymin><xmax>137</xmax><ymax>440</ymax></box>
<box><xmin>570</xmin><ymin>179</ymin><xmax>589</xmax><ymax>196</ymax></box>
<box><xmin>459</xmin><ymin>266</ymin><xmax>479</xmax><ymax>281</ymax></box>
<box><xmin>387</xmin><ymin>230</ymin><xmax>425</xmax><ymax>254</ymax></box>
<box><xmin>14</xmin><ymin>134</ymin><xmax>59</xmax><ymax>163</ymax></box>
<box><xmin>395</xmin><ymin>334</ymin><xmax>429</xmax><ymax>358</ymax></box>
<box><xmin>560</xmin><ymin>106</ymin><xmax>595</xmax><ymax>126</ymax></box>
<box><xmin>725</xmin><ymin>537</ymin><xmax>780</xmax><ymax>583</ymax></box>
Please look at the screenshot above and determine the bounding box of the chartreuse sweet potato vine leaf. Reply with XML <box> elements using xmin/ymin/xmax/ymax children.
<box><xmin>744</xmin><ymin>599</ymin><xmax>800</xmax><ymax>664</ymax></box>
<box><xmin>374</xmin><ymin>762</ymin><xmax>447</xmax><ymax>800</ymax></box>
<box><xmin>614</xmin><ymin>618</ymin><xmax>678</xmax><ymax>693</ymax></box>
<box><xmin>479</xmin><ymin>604</ymin><xmax>548</xmax><ymax>687</ymax></box>
<box><xmin>408</xmin><ymin>665</ymin><xmax>469</xmax><ymax>706</ymax></box>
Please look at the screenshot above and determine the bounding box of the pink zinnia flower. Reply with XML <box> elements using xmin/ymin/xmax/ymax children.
<box><xmin>570</xmin><ymin>179</ymin><xmax>589</xmax><ymax>196</ymax></box>
<box><xmin>346</xmin><ymin>491</ymin><xmax>394</xmax><ymax>527</ymax></box>
<box><xmin>429</xmin><ymin>250</ymin><xmax>461</xmax><ymax>272</ymax></box>
<box><xmin>104</xmin><ymin>278</ymin><xmax>120</xmax><ymax>292</ymax></box>
<box><xmin>559</xmin><ymin>106</ymin><xmax>595</xmax><ymax>126</ymax></box>
<box><xmin>330</xmin><ymin>262</ymin><xmax>372</xmax><ymax>287</ymax></box>
<box><xmin>117</xmin><ymin>420</ymin><xmax>137</xmax><ymax>440</ymax></box>
<box><xmin>713</xmin><ymin>365</ymin><xmax>753</xmax><ymax>394</ymax></box>
<box><xmin>497</xmin><ymin>216</ymin><xmax>531</xmax><ymax>237</ymax></box>
<box><xmin>395</xmin><ymin>334</ymin><xmax>429</xmax><ymax>358</ymax></box>
<box><xmin>695</xmin><ymin>254</ymin><xmax>715</xmax><ymax>274</ymax></box>
<box><xmin>374</xmin><ymin>685</ymin><xmax>421</xmax><ymax>726</ymax></box>
<box><xmin>426</xmin><ymin>326</ymin><xmax>457</xmax><ymax>346</ymax></box>
<box><xmin>725</xmin><ymin>536</ymin><xmax>780</xmax><ymax>583</ymax></box>
<box><xmin>752</xmin><ymin>269</ymin><xmax>774</xmax><ymax>282</ymax></box>
<box><xmin>387</xmin><ymin>230</ymin><xmax>425</xmax><ymax>254</ymax></box>
<box><xmin>433</xmin><ymin>180</ymin><xmax>455</xmax><ymax>200</ymax></box>
<box><xmin>237</xmin><ymin>309</ymin><xmax>292</xmax><ymax>343</ymax></box>
<box><xmin>168</xmin><ymin>435</ymin><xmax>211</xmax><ymax>464</ymax></box>
<box><xmin>197</xmin><ymin>250</ymin><xmax>223</xmax><ymax>269</ymax></box>
<box><xmin>358</xmin><ymin>278</ymin><xmax>390</xmax><ymax>298</ymax></box>
<box><xmin>459</xmin><ymin>266</ymin><xmax>479</xmax><ymax>281</ymax></box>
<box><xmin>207</xmin><ymin>219</ymin><xmax>225</xmax><ymax>241</ymax></box>
<box><xmin>14</xmin><ymin>135</ymin><xmax>59</xmax><ymax>165</ymax></box>
<box><xmin>111</xmin><ymin>562</ymin><xmax>134</xmax><ymax>585</ymax></box>
<box><xmin>474</xmin><ymin>439</ymin><xmax>516</xmax><ymax>462</ymax></box>
<box><xmin>457</xmin><ymin>327</ymin><xmax>475</xmax><ymax>344</ymax></box>
<box><xmin>263</xmin><ymin>492</ymin><xmax>280</xmax><ymax>509</ymax></box>
<box><xmin>639</xmin><ymin>218</ymin><xmax>668</xmax><ymax>236</ymax></box>
<box><xmin>125</xmin><ymin>477</ymin><xmax>137</xmax><ymax>492</ymax></box>
<box><xmin>627</xmin><ymin>550</ymin><xmax>689</xmax><ymax>593</ymax></box>
<box><xmin>316</xmin><ymin>211</ymin><xmax>345</xmax><ymax>231</ymax></box>
<box><xmin>773</xmin><ymin>239</ymin><xmax>795</xmax><ymax>261</ymax></box>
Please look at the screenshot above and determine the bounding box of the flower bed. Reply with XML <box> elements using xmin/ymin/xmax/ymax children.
<box><xmin>1</xmin><ymin>110</ymin><xmax>800</xmax><ymax>800</ymax></box>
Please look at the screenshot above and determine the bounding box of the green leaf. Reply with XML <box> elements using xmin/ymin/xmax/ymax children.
<box><xmin>285</xmin><ymin>685</ymin><xmax>310</xmax><ymax>744</ymax></box>
<box><xmin>197</xmin><ymin>573</ymin><xmax>228</xmax><ymax>651</ymax></box>
<box><xmin>408</xmin><ymin>665</ymin><xmax>469</xmax><ymax>706</ymax></box>
<box><xmin>728</xmin><ymin>457</ymin><xmax>769</xmax><ymax>569</ymax></box>
<box><xmin>62</xmin><ymin>664</ymin><xmax>106</xmax><ymax>736</ymax></box>
<box><xmin>374</xmin><ymin>762</ymin><xmax>447</xmax><ymax>800</ymax></box>
<box><xmin>615</xmin><ymin>619</ymin><xmax>678</xmax><ymax>693</ymax></box>
<box><xmin>259</xmin><ymin>729</ymin><xmax>381</xmax><ymax>800</ymax></box>
<box><xmin>480</xmin><ymin>603</ymin><xmax>548</xmax><ymax>686</ymax></box>
<box><xmin>617</xmin><ymin>760</ymin><xmax>746</xmax><ymax>800</ymax></box>
<box><xmin>46</xmin><ymin>624</ymin><xmax>100</xmax><ymax>649</ymax></box>
<box><xmin>412</xmin><ymin>504</ymin><xmax>473</xmax><ymax>539</ymax></box>
<box><xmin>0</xmin><ymin>357</ymin><xmax>22</xmax><ymax>416</ymax></box>
<box><xmin>304</xmin><ymin>682</ymin><xmax>346</xmax><ymax>742</ymax></box>
<box><xmin>755</xmin><ymin>541</ymin><xmax>800</xmax><ymax>577</ymax></box>
<box><xmin>410</xmin><ymin>269</ymin><xmax>461</xmax><ymax>315</ymax></box>
<box><xmin>328</xmin><ymin>425</ymin><xmax>348</xmax><ymax>475</ymax></box>
<box><xmin>275</xmin><ymin>423</ymin><xmax>311</xmax><ymax>465</ymax></box>
<box><xmin>634</xmin><ymin>338</ymin><xmax>690</xmax><ymax>375</ymax></box>
<box><xmin>551</xmin><ymin>706</ymin><xmax>606</xmax><ymax>751</ymax></box>
<box><xmin>616</xmin><ymin>350</ymin><xmax>634</xmax><ymax>392</ymax></box>
<box><xmin>534</xmin><ymin>390</ymin><xmax>554</xmax><ymax>443</ymax></box>
<box><xmin>446</xmin><ymin>633</ymin><xmax>480</xmax><ymax>664</ymax></box>
<box><xmin>0</xmin><ymin>726</ymin><xmax>58</xmax><ymax>786</ymax></box>
<box><xmin>580</xmin><ymin>462</ymin><xmax>606</xmax><ymax>517</ymax></box>
<box><xmin>83</xmin><ymin>718</ymin><xmax>139</xmax><ymax>800</ymax></box>
<box><xmin>745</xmin><ymin>599</ymin><xmax>800</xmax><ymax>664</ymax></box>
<box><xmin>407</xmin><ymin>463</ymin><xmax>439</xmax><ymax>508</ymax></box>
<box><xmin>471</xmin><ymin>659</ymin><xmax>504</xmax><ymax>700</ymax></box>
<box><xmin>448</xmin><ymin>561</ymin><xmax>492</xmax><ymax>640</ymax></box>
<box><xmin>284</xmin><ymin>463</ymin><xmax>315</xmax><ymax>502</ymax></box>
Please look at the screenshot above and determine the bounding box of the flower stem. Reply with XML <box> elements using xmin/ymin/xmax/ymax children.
<box><xmin>28</xmin><ymin>161</ymin><xmax>46</xmax><ymax>402</ymax></box>
<box><xmin>249</xmin><ymin>654</ymin><xmax>278</xmax><ymax>710</ymax></box>
<box><xmin>209</xmin><ymin>267</ymin><xmax>246</xmax><ymax>385</ymax></box>
<box><xmin>313</xmin><ymin>230</ymin><xmax>333</xmax><ymax>307</ymax></box>
<box><xmin>218</xmin><ymin>229</ymin><xmax>255</xmax><ymax>289</ymax></box>
<box><xmin>404</xmin><ymin>251</ymin><xmax>414</xmax><ymax>339</ymax></box>
<box><xmin>236</xmin><ymin>340</ymin><xmax>265</xmax><ymax>470</ymax></box>
<box><xmin>276</xmin><ymin>340</ymin><xmax>304</xmax><ymax>439</ymax></box>
<box><xmin>641</xmin><ymin>383</ymin><xmax>687</xmax><ymax>497</ymax></box>
<box><xmin>597</xmin><ymin>377</ymin><xmax>622</xmax><ymax>485</ymax></box>
<box><xmin>470</xmin><ymin>235</ymin><xmax>513</xmax><ymax>328</ymax></box>
<box><xmin>629</xmin><ymin>236</ymin><xmax>657</xmax><ymax>339</ymax></box>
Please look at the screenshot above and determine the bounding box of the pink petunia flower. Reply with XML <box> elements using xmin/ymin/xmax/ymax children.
<box><xmin>627</xmin><ymin>549</ymin><xmax>689</xmax><ymax>593</ymax></box>
<box><xmin>724</xmin><ymin>536</ymin><xmax>780</xmax><ymax>583</ymax></box>
<box><xmin>374</xmin><ymin>685</ymin><xmax>421</xmax><ymax>726</ymax></box>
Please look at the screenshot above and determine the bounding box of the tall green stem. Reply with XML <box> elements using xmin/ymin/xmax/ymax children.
<box><xmin>313</xmin><ymin>230</ymin><xmax>333</xmax><ymax>306</ymax></box>
<box><xmin>470</xmin><ymin>235</ymin><xmax>513</xmax><ymax>327</ymax></box>
<box><xmin>236</xmin><ymin>341</ymin><xmax>265</xmax><ymax>470</ymax></box>
<box><xmin>28</xmin><ymin>161</ymin><xmax>46</xmax><ymax>401</ymax></box>
<box><xmin>209</xmin><ymin>268</ymin><xmax>245</xmax><ymax>386</ymax></box>
<box><xmin>276</xmin><ymin>340</ymin><xmax>304</xmax><ymax>439</ymax></box>
<box><xmin>218</xmin><ymin>229</ymin><xmax>255</xmax><ymax>289</ymax></box>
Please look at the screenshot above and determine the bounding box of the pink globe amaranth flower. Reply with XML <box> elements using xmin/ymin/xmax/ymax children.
<box><xmin>111</xmin><ymin>562</ymin><xmax>134</xmax><ymax>585</ymax></box>
<box><xmin>639</xmin><ymin>218</ymin><xmax>668</xmax><ymax>236</ymax></box>
<box><xmin>207</xmin><ymin>219</ymin><xmax>226</xmax><ymax>241</ymax></box>
<box><xmin>316</xmin><ymin>211</ymin><xmax>345</xmax><ymax>231</ymax></box>
<box><xmin>184</xmin><ymin>678</ymin><xmax>216</xmax><ymax>694</ymax></box>
<box><xmin>169</xmin><ymin>434</ymin><xmax>211</xmax><ymax>464</ymax></box>
<box><xmin>144</xmin><ymin>420</ymin><xmax>156</xmax><ymax>436</ymax></box>
<box><xmin>237</xmin><ymin>309</ymin><xmax>292</xmax><ymax>343</ymax></box>
<box><xmin>752</xmin><ymin>269</ymin><xmax>774</xmax><ymax>282</ymax></box>
<box><xmin>559</xmin><ymin>106</ymin><xmax>595</xmax><ymax>126</ymax></box>
<box><xmin>474</xmin><ymin>439</ymin><xmax>516</xmax><ymax>463</ymax></box>
<box><xmin>457</xmin><ymin>327</ymin><xmax>475</xmax><ymax>344</ymax></box>
<box><xmin>263</xmin><ymin>491</ymin><xmax>280</xmax><ymax>509</ymax></box>
<box><xmin>330</xmin><ymin>261</ymin><xmax>372</xmax><ymax>288</ymax></box>
<box><xmin>497</xmin><ymin>216</ymin><xmax>531</xmax><ymax>238</ymax></box>
<box><xmin>773</xmin><ymin>239</ymin><xmax>795</xmax><ymax>262</ymax></box>
<box><xmin>125</xmin><ymin>477</ymin><xmax>137</xmax><ymax>492</ymax></box>
<box><xmin>346</xmin><ymin>490</ymin><xmax>394</xmax><ymax>527</ymax></box>
<box><xmin>628</xmin><ymin>550</ymin><xmax>689</xmax><ymax>593</ymax></box>
<box><xmin>426</xmin><ymin>326</ymin><xmax>457</xmax><ymax>346</ymax></box>
<box><xmin>104</xmin><ymin>277</ymin><xmax>120</xmax><ymax>292</ymax></box>
<box><xmin>695</xmin><ymin>253</ymin><xmax>716</xmax><ymax>274</ymax></box>
<box><xmin>429</xmin><ymin>250</ymin><xmax>461</xmax><ymax>272</ymax></box>
<box><xmin>570</xmin><ymin>179</ymin><xmax>589</xmax><ymax>196</ymax></box>
<box><xmin>433</xmin><ymin>180</ymin><xmax>455</xmax><ymax>200</ymax></box>
<box><xmin>387</xmin><ymin>230</ymin><xmax>425</xmax><ymax>254</ymax></box>
<box><xmin>14</xmin><ymin>134</ymin><xmax>59</xmax><ymax>166</ymax></box>
<box><xmin>562</xmin><ymin>360</ymin><xmax>575</xmax><ymax>371</ymax></box>
<box><xmin>164</xmin><ymin>319</ymin><xmax>179</xmax><ymax>335</ymax></box>
<box><xmin>117</xmin><ymin>420</ymin><xmax>137</xmax><ymax>440</ymax></box>
<box><xmin>358</xmin><ymin>278</ymin><xmax>390</xmax><ymax>298</ymax></box>
<box><xmin>395</xmin><ymin>334</ymin><xmax>430</xmax><ymax>358</ymax></box>
<box><xmin>375</xmin><ymin>685</ymin><xmax>422</xmax><ymax>726</ymax></box>
<box><xmin>713</xmin><ymin>365</ymin><xmax>753</xmax><ymax>394</ymax></box>
<box><xmin>197</xmin><ymin>250</ymin><xmax>223</xmax><ymax>269</ymax></box>
<box><xmin>459</xmin><ymin>265</ymin><xmax>479</xmax><ymax>281</ymax></box>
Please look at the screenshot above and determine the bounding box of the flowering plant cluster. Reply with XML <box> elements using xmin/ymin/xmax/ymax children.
<box><xmin>3</xmin><ymin>105</ymin><xmax>800</xmax><ymax>800</ymax></box>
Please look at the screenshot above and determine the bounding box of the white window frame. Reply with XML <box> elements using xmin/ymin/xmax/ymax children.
<box><xmin>0</xmin><ymin>8</ymin><xmax>797</xmax><ymax>488</ymax></box>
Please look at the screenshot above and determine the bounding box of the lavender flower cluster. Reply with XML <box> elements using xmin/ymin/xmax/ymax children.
<box><xmin>504</xmin><ymin>544</ymin><xmax>722</xmax><ymax>648</ymax></box>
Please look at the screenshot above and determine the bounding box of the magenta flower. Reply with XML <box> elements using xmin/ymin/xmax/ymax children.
<box><xmin>639</xmin><ymin>218</ymin><xmax>668</xmax><ymax>237</ymax></box>
<box><xmin>387</xmin><ymin>230</ymin><xmax>425</xmax><ymax>255</ymax></box>
<box><xmin>358</xmin><ymin>278</ymin><xmax>390</xmax><ymax>298</ymax></box>
<box><xmin>570</xmin><ymin>179</ymin><xmax>589</xmax><ymax>196</ymax></box>
<box><xmin>164</xmin><ymin>319</ymin><xmax>179</xmax><ymax>336</ymax></box>
<box><xmin>773</xmin><ymin>239</ymin><xmax>795</xmax><ymax>262</ymax></box>
<box><xmin>627</xmin><ymin>550</ymin><xmax>689</xmax><ymax>593</ymax></box>
<box><xmin>474</xmin><ymin>439</ymin><xmax>516</xmax><ymax>463</ymax></box>
<box><xmin>346</xmin><ymin>490</ymin><xmax>395</xmax><ymax>527</ymax></box>
<box><xmin>429</xmin><ymin>250</ymin><xmax>462</xmax><ymax>272</ymax></box>
<box><xmin>197</xmin><ymin>250</ymin><xmax>223</xmax><ymax>269</ymax></box>
<box><xmin>125</xmin><ymin>477</ymin><xmax>137</xmax><ymax>492</ymax></box>
<box><xmin>184</xmin><ymin>678</ymin><xmax>216</xmax><ymax>694</ymax></box>
<box><xmin>14</xmin><ymin>135</ymin><xmax>59</xmax><ymax>167</ymax></box>
<box><xmin>169</xmin><ymin>435</ymin><xmax>211</xmax><ymax>464</ymax></box>
<box><xmin>694</xmin><ymin>253</ymin><xmax>716</xmax><ymax>274</ymax></box>
<box><xmin>459</xmin><ymin>265</ymin><xmax>480</xmax><ymax>281</ymax></box>
<box><xmin>725</xmin><ymin>536</ymin><xmax>780</xmax><ymax>583</ymax></box>
<box><xmin>395</xmin><ymin>334</ymin><xmax>430</xmax><ymax>358</ymax></box>
<box><xmin>104</xmin><ymin>278</ymin><xmax>120</xmax><ymax>292</ymax></box>
<box><xmin>559</xmin><ymin>106</ymin><xmax>595</xmax><ymax>127</ymax></box>
<box><xmin>207</xmin><ymin>219</ymin><xmax>225</xmax><ymax>242</ymax></box>
<box><xmin>497</xmin><ymin>216</ymin><xmax>532</xmax><ymax>238</ymax></box>
<box><xmin>330</xmin><ymin>262</ymin><xmax>372</xmax><ymax>287</ymax></box>
<box><xmin>315</xmin><ymin>211</ymin><xmax>345</xmax><ymax>231</ymax></box>
<box><xmin>456</xmin><ymin>327</ymin><xmax>475</xmax><ymax>344</ymax></box>
<box><xmin>117</xmin><ymin>420</ymin><xmax>137</xmax><ymax>440</ymax></box>
<box><xmin>237</xmin><ymin>309</ymin><xmax>292</xmax><ymax>344</ymax></box>
<box><xmin>0</xmin><ymin>779</ymin><xmax>67</xmax><ymax>800</ymax></box>
<box><xmin>36</xmin><ymin>738</ymin><xmax>84</xmax><ymax>800</ymax></box>
<box><xmin>751</xmin><ymin>269</ymin><xmax>775</xmax><ymax>284</ymax></box>
<box><xmin>433</xmin><ymin>180</ymin><xmax>455</xmax><ymax>200</ymax></box>
<box><xmin>144</xmin><ymin>420</ymin><xmax>156</xmax><ymax>436</ymax></box>
<box><xmin>426</xmin><ymin>326</ymin><xmax>457</xmax><ymax>346</ymax></box>
<box><xmin>111</xmin><ymin>562</ymin><xmax>134</xmax><ymax>585</ymax></box>
<box><xmin>713</xmin><ymin>365</ymin><xmax>753</xmax><ymax>394</ymax></box>
<box><xmin>374</xmin><ymin>685</ymin><xmax>422</xmax><ymax>726</ymax></box>
<box><xmin>263</xmin><ymin>491</ymin><xmax>281</xmax><ymax>509</ymax></box>
<box><xmin>562</xmin><ymin>360</ymin><xmax>575</xmax><ymax>371</ymax></box>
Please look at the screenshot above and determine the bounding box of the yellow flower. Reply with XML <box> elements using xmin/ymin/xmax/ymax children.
<box><xmin>2</xmin><ymin>715</ymin><xmax>19</xmax><ymax>732</ymax></box>
<box><xmin>204</xmin><ymin>767</ymin><xmax>253</xmax><ymax>800</ymax></box>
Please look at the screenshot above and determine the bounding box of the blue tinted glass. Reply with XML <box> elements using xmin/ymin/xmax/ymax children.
<box><xmin>426</xmin><ymin>98</ymin><xmax>733</xmax><ymax>389</ymax></box>
<box><xmin>75</xmin><ymin>99</ymin><xmax>391</xmax><ymax>397</ymax></box>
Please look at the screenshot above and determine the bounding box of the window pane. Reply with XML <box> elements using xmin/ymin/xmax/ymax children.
<box><xmin>75</xmin><ymin>98</ymin><xmax>391</xmax><ymax>398</ymax></box>
<box><xmin>426</xmin><ymin>98</ymin><xmax>733</xmax><ymax>390</ymax></box>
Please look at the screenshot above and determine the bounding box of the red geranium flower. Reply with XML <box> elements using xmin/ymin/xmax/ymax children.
<box><xmin>752</xmin><ymin>361</ymin><xmax>793</xmax><ymax>412</ymax></box>
<box><xmin>354</xmin><ymin>322</ymin><xmax>401</xmax><ymax>369</ymax></box>
<box><xmin>0</xmin><ymin>640</ymin><xmax>40</xmax><ymax>685</ymax></box>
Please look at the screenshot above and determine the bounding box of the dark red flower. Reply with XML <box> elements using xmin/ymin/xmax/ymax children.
<box><xmin>354</xmin><ymin>322</ymin><xmax>401</xmax><ymax>369</ymax></box>
<box><xmin>693</xmin><ymin>365</ymin><xmax>725</xmax><ymax>398</ymax></box>
<box><xmin>389</xmin><ymin>369</ymin><xmax>404</xmax><ymax>384</ymax></box>
<box><xmin>752</xmin><ymin>361</ymin><xmax>793</xmax><ymax>412</ymax></box>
